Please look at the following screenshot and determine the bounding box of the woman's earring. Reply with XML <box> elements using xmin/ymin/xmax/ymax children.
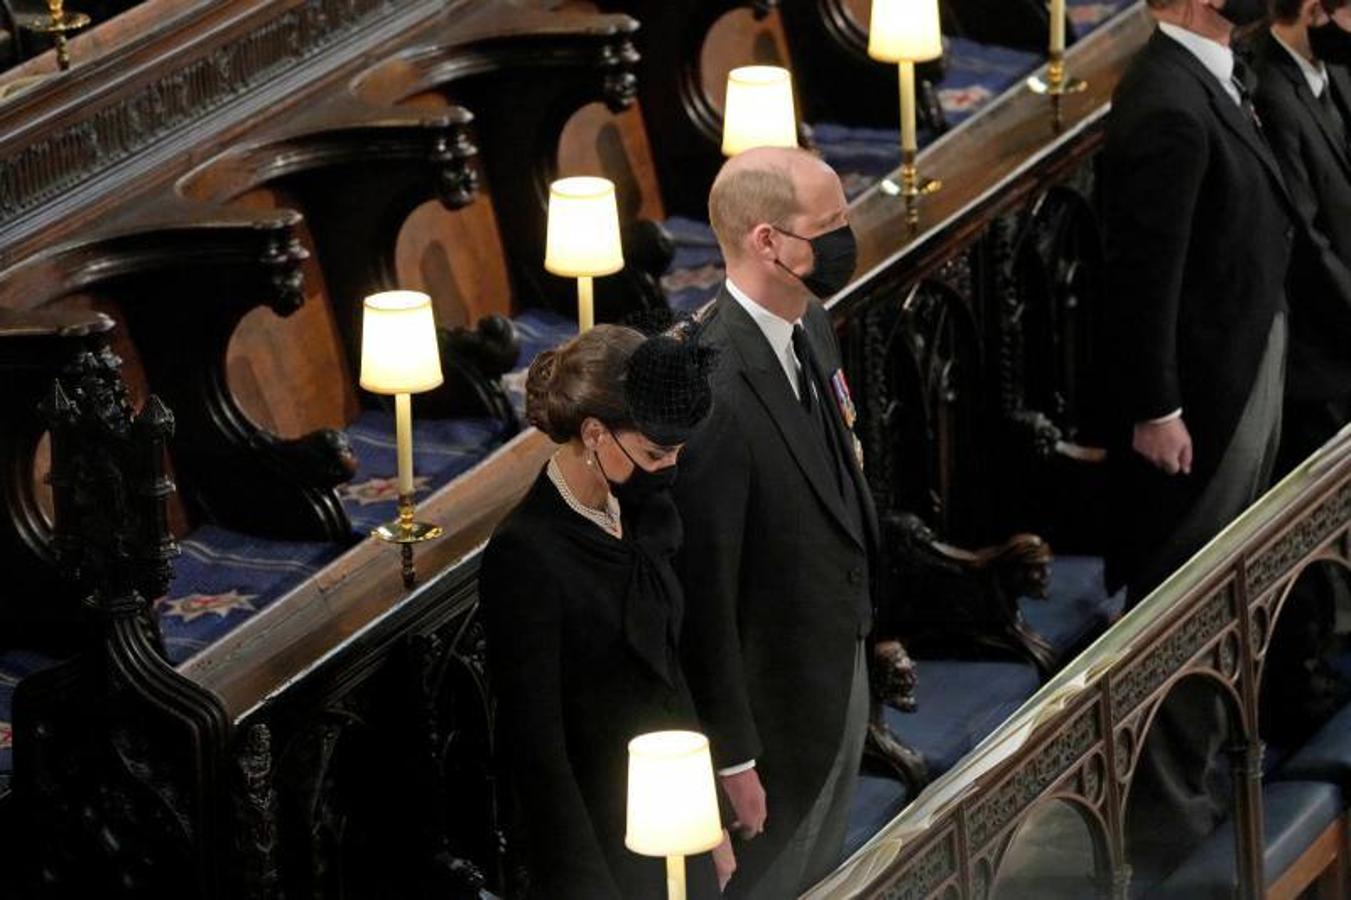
<box><xmin>586</xmin><ymin>452</ymin><xmax>595</xmax><ymax>468</ymax></box>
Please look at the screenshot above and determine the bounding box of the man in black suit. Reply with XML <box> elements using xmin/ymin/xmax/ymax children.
<box><xmin>1101</xmin><ymin>0</ymin><xmax>1295</xmax><ymax>604</ymax></box>
<box><xmin>1252</xmin><ymin>0</ymin><xmax>1351</xmax><ymax>470</ymax></box>
<box><xmin>1248</xmin><ymin>0</ymin><xmax>1351</xmax><ymax>756</ymax></box>
<box><xmin>674</xmin><ymin>147</ymin><xmax>875</xmax><ymax>898</ymax></box>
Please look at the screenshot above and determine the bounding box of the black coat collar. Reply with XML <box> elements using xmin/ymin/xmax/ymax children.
<box><xmin>712</xmin><ymin>288</ymin><xmax>867</xmax><ymax>549</ymax></box>
<box><xmin>1149</xmin><ymin>28</ymin><xmax>1296</xmax><ymax>209</ymax></box>
<box><xmin>1262</xmin><ymin>31</ymin><xmax>1351</xmax><ymax>175</ymax></box>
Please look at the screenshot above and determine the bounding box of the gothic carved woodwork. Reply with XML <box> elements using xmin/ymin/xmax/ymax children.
<box><xmin>357</xmin><ymin>8</ymin><xmax>667</xmax><ymax>324</ymax></box>
<box><xmin>11</xmin><ymin>360</ymin><xmax>232</xmax><ymax>898</ymax></box>
<box><xmin>0</xmin><ymin>305</ymin><xmax>115</xmax><ymax>627</ymax></box>
<box><xmin>0</xmin><ymin>212</ymin><xmax>359</xmax><ymax>542</ymax></box>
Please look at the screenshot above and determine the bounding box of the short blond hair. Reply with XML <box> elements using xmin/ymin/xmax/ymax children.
<box><xmin>707</xmin><ymin>154</ymin><xmax>801</xmax><ymax>260</ymax></box>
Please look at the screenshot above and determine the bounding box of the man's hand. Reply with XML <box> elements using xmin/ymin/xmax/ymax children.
<box><xmin>712</xmin><ymin>829</ymin><xmax>737</xmax><ymax>891</ymax></box>
<box><xmin>720</xmin><ymin>768</ymin><xmax>767</xmax><ymax>839</ymax></box>
<box><xmin>1133</xmin><ymin>417</ymin><xmax>1193</xmax><ymax>475</ymax></box>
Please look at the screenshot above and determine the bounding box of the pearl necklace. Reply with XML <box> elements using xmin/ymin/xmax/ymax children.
<box><xmin>547</xmin><ymin>454</ymin><xmax>623</xmax><ymax>538</ymax></box>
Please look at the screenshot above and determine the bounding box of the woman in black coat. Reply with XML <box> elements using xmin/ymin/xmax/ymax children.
<box><xmin>480</xmin><ymin>325</ymin><xmax>730</xmax><ymax>899</ymax></box>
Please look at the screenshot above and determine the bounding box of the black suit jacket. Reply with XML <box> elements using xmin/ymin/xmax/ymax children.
<box><xmin>1101</xmin><ymin>28</ymin><xmax>1295</xmax><ymax>591</ymax></box>
<box><xmin>674</xmin><ymin>288</ymin><xmax>877</xmax><ymax>891</ymax></box>
<box><xmin>1251</xmin><ymin>32</ymin><xmax>1351</xmax><ymax>414</ymax></box>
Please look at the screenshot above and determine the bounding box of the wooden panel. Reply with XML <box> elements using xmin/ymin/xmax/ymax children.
<box><xmin>699</xmin><ymin>7</ymin><xmax>794</xmax><ymax>114</ymax></box>
<box><xmin>557</xmin><ymin>101</ymin><xmax>665</xmax><ymax>222</ymax></box>
<box><xmin>392</xmin><ymin>88</ymin><xmax>514</xmax><ymax>326</ymax></box>
<box><xmin>226</xmin><ymin>187</ymin><xmax>360</xmax><ymax>437</ymax></box>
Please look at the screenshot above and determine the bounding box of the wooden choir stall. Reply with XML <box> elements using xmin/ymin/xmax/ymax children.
<box><xmin>0</xmin><ymin>1</ymin><xmax>1348</xmax><ymax>898</ymax></box>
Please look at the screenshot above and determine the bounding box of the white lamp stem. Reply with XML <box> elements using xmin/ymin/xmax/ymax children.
<box><xmin>899</xmin><ymin>60</ymin><xmax>917</xmax><ymax>155</ymax></box>
<box><xmin>395</xmin><ymin>391</ymin><xmax>414</xmax><ymax>497</ymax></box>
<box><xmin>1050</xmin><ymin>0</ymin><xmax>1066</xmax><ymax>55</ymax></box>
<box><xmin>665</xmin><ymin>855</ymin><xmax>687</xmax><ymax>900</ymax></box>
<box><xmin>577</xmin><ymin>275</ymin><xmax>595</xmax><ymax>332</ymax></box>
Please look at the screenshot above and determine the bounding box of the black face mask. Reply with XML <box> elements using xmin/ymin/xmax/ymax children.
<box><xmin>1215</xmin><ymin>0</ymin><xmax>1265</xmax><ymax>27</ymax></box>
<box><xmin>773</xmin><ymin>223</ymin><xmax>858</xmax><ymax>299</ymax></box>
<box><xmin>598</xmin><ymin>429</ymin><xmax>677</xmax><ymax>507</ymax></box>
<box><xmin>1310</xmin><ymin>20</ymin><xmax>1351</xmax><ymax>66</ymax></box>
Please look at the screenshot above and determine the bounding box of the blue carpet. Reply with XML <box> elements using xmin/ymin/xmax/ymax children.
<box><xmin>845</xmin><ymin>773</ymin><xmax>910</xmax><ymax>857</ymax></box>
<box><xmin>158</xmin><ymin>525</ymin><xmax>345</xmax><ymax>664</ymax></box>
<box><xmin>340</xmin><ymin>411</ymin><xmax>509</xmax><ymax>535</ymax></box>
<box><xmin>1020</xmin><ymin>555</ymin><xmax>1124</xmax><ymax>660</ymax></box>
<box><xmin>0</xmin><ymin>649</ymin><xmax>61</xmax><ymax>787</ymax></box>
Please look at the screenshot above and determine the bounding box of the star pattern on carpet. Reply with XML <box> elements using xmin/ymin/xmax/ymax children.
<box><xmin>1071</xmin><ymin>3</ymin><xmax>1120</xmax><ymax>27</ymax></box>
<box><xmin>159</xmin><ymin>590</ymin><xmax>258</xmax><ymax>623</ymax></box>
<box><xmin>938</xmin><ymin>85</ymin><xmax>995</xmax><ymax>114</ymax></box>
<box><xmin>661</xmin><ymin>263</ymin><xmax>725</xmax><ymax>293</ymax></box>
<box><xmin>338</xmin><ymin>474</ymin><xmax>431</xmax><ymax>506</ymax></box>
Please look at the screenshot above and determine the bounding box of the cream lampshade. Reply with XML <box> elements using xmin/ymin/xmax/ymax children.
<box><xmin>545</xmin><ymin>176</ymin><xmax>624</xmax><ymax>332</ymax></box>
<box><xmin>627</xmin><ymin>731</ymin><xmax>723</xmax><ymax>900</ymax></box>
<box><xmin>867</xmin><ymin>0</ymin><xmax>944</xmax><ymax>63</ymax></box>
<box><xmin>866</xmin><ymin>0</ymin><xmax>944</xmax><ymax>223</ymax></box>
<box><xmin>359</xmin><ymin>290</ymin><xmax>444</xmax><ymax>395</ymax></box>
<box><xmin>721</xmin><ymin>65</ymin><xmax>799</xmax><ymax>157</ymax></box>
<box><xmin>359</xmin><ymin>290</ymin><xmax>445</xmax><ymax>588</ymax></box>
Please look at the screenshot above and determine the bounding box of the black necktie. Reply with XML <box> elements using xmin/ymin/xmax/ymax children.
<box><xmin>1231</xmin><ymin>59</ymin><xmax>1266</xmax><ymax>137</ymax></box>
<box><xmin>1317</xmin><ymin>82</ymin><xmax>1349</xmax><ymax>150</ymax></box>
<box><xmin>791</xmin><ymin>324</ymin><xmax>815</xmax><ymax>413</ymax></box>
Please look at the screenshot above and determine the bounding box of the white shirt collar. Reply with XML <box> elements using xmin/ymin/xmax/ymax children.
<box><xmin>1272</xmin><ymin>30</ymin><xmax>1329</xmax><ymax>98</ymax></box>
<box><xmin>725</xmin><ymin>278</ymin><xmax>804</xmax><ymax>399</ymax></box>
<box><xmin>1158</xmin><ymin>22</ymin><xmax>1242</xmax><ymax>105</ymax></box>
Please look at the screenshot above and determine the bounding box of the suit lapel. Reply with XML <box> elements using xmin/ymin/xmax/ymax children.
<box><xmin>800</xmin><ymin>321</ymin><xmax>880</xmax><ymax>555</ymax></box>
<box><xmin>1154</xmin><ymin>31</ymin><xmax>1294</xmax><ymax>208</ymax></box>
<box><xmin>1267</xmin><ymin>34</ymin><xmax>1351</xmax><ymax>177</ymax></box>
<box><xmin>716</xmin><ymin>292</ymin><xmax>865</xmax><ymax>548</ymax></box>
<box><xmin>1327</xmin><ymin>65</ymin><xmax>1351</xmax><ymax>173</ymax></box>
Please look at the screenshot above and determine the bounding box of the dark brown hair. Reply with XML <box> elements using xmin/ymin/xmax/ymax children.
<box><xmin>525</xmin><ymin>324</ymin><xmax>645</xmax><ymax>443</ymax></box>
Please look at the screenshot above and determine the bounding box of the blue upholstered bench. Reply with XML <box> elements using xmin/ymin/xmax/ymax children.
<box><xmin>0</xmin><ymin>649</ymin><xmax>60</xmax><ymax>792</ymax></box>
<box><xmin>1148</xmin><ymin>780</ymin><xmax>1345</xmax><ymax>899</ymax></box>
<box><xmin>1272</xmin><ymin>700</ymin><xmax>1351</xmax><ymax>796</ymax></box>
<box><xmin>1021</xmin><ymin>555</ymin><xmax>1125</xmax><ymax>661</ymax></box>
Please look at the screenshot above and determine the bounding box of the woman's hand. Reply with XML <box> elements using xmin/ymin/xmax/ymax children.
<box><xmin>713</xmin><ymin>829</ymin><xmax>737</xmax><ymax>891</ymax></box>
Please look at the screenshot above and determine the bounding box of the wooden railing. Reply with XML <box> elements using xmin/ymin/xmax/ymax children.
<box><xmin>808</xmin><ymin>426</ymin><xmax>1351</xmax><ymax>899</ymax></box>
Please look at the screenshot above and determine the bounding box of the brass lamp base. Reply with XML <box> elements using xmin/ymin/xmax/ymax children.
<box><xmin>881</xmin><ymin>151</ymin><xmax>943</xmax><ymax>230</ymax></box>
<box><xmin>1027</xmin><ymin>57</ymin><xmax>1088</xmax><ymax>130</ymax></box>
<box><xmin>22</xmin><ymin>10</ymin><xmax>91</xmax><ymax>71</ymax></box>
<box><xmin>373</xmin><ymin>493</ymin><xmax>444</xmax><ymax>588</ymax></box>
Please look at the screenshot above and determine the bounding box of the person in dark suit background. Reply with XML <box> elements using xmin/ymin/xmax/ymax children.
<box><xmin>1101</xmin><ymin>0</ymin><xmax>1295</xmax><ymax>605</ymax></box>
<box><xmin>480</xmin><ymin>325</ymin><xmax>732</xmax><ymax>898</ymax></box>
<box><xmin>1251</xmin><ymin>0</ymin><xmax>1351</xmax><ymax>470</ymax></box>
<box><xmin>1247</xmin><ymin>0</ymin><xmax>1351</xmax><ymax>757</ymax></box>
<box><xmin>1101</xmin><ymin>0</ymin><xmax>1296</xmax><ymax>881</ymax></box>
<box><xmin>674</xmin><ymin>146</ymin><xmax>875</xmax><ymax>898</ymax></box>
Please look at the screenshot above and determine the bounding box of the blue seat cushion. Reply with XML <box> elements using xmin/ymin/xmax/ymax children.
<box><xmin>886</xmin><ymin>658</ymin><xmax>1041</xmax><ymax>776</ymax></box>
<box><xmin>1272</xmin><ymin>701</ymin><xmax>1351</xmax><ymax>795</ymax></box>
<box><xmin>844</xmin><ymin>772</ymin><xmax>910</xmax><ymax>858</ymax></box>
<box><xmin>1150</xmin><ymin>780</ymin><xmax>1343</xmax><ymax>899</ymax></box>
<box><xmin>1019</xmin><ymin>555</ymin><xmax>1124</xmax><ymax>659</ymax></box>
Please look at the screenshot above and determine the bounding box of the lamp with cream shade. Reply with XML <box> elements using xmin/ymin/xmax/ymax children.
<box><xmin>627</xmin><ymin>731</ymin><xmax>723</xmax><ymax>900</ymax></box>
<box><xmin>721</xmin><ymin>65</ymin><xmax>799</xmax><ymax>156</ymax></box>
<box><xmin>867</xmin><ymin>0</ymin><xmax>944</xmax><ymax>226</ymax></box>
<box><xmin>360</xmin><ymin>290</ymin><xmax>445</xmax><ymax>588</ymax></box>
<box><xmin>545</xmin><ymin>176</ymin><xmax>625</xmax><ymax>333</ymax></box>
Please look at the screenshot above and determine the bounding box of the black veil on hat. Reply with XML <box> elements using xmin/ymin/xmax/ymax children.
<box><xmin>623</xmin><ymin>326</ymin><xmax>717</xmax><ymax>447</ymax></box>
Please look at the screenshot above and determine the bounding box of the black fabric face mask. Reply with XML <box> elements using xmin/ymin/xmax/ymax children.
<box><xmin>598</xmin><ymin>429</ymin><xmax>678</xmax><ymax>507</ymax></box>
<box><xmin>773</xmin><ymin>223</ymin><xmax>858</xmax><ymax>299</ymax></box>
<box><xmin>1310</xmin><ymin>20</ymin><xmax>1351</xmax><ymax>66</ymax></box>
<box><xmin>1215</xmin><ymin>0</ymin><xmax>1265</xmax><ymax>27</ymax></box>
